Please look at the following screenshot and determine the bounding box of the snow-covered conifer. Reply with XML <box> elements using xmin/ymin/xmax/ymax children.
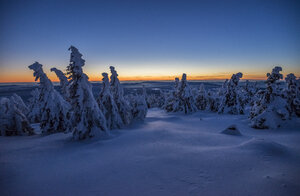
<box><xmin>250</xmin><ymin>67</ymin><xmax>289</xmax><ymax>129</ymax></box>
<box><xmin>147</xmin><ymin>90</ymin><xmax>165</xmax><ymax>108</ymax></box>
<box><xmin>243</xmin><ymin>80</ymin><xmax>258</xmax><ymax>106</ymax></box>
<box><xmin>51</xmin><ymin>67</ymin><xmax>69</xmax><ymax>101</ymax></box>
<box><xmin>206</xmin><ymin>90</ymin><xmax>219</xmax><ymax>112</ymax></box>
<box><xmin>178</xmin><ymin>73</ymin><xmax>197</xmax><ymax>113</ymax></box>
<box><xmin>97</xmin><ymin>72</ymin><xmax>123</xmax><ymax>129</ymax></box>
<box><xmin>131</xmin><ymin>86</ymin><xmax>148</xmax><ymax>121</ymax></box>
<box><xmin>110</xmin><ymin>66</ymin><xmax>133</xmax><ymax>125</ymax></box>
<box><xmin>27</xmin><ymin>88</ymin><xmax>41</xmax><ymax>123</ymax></box>
<box><xmin>0</xmin><ymin>97</ymin><xmax>34</xmax><ymax>136</ymax></box>
<box><xmin>218</xmin><ymin>72</ymin><xmax>244</xmax><ymax>114</ymax></box>
<box><xmin>10</xmin><ymin>93</ymin><xmax>29</xmax><ymax>115</ymax></box>
<box><xmin>218</xmin><ymin>79</ymin><xmax>228</xmax><ymax>97</ymax></box>
<box><xmin>173</xmin><ymin>74</ymin><xmax>197</xmax><ymax>114</ymax></box>
<box><xmin>28</xmin><ymin>62</ymin><xmax>71</xmax><ymax>134</ymax></box>
<box><xmin>67</xmin><ymin>46</ymin><xmax>107</xmax><ymax>140</ymax></box>
<box><xmin>164</xmin><ymin>78</ymin><xmax>180</xmax><ymax>112</ymax></box>
<box><xmin>195</xmin><ymin>84</ymin><xmax>207</xmax><ymax>110</ymax></box>
<box><xmin>285</xmin><ymin>73</ymin><xmax>300</xmax><ymax>117</ymax></box>
<box><xmin>174</xmin><ymin>77</ymin><xmax>179</xmax><ymax>89</ymax></box>
<box><xmin>164</xmin><ymin>74</ymin><xmax>197</xmax><ymax>114</ymax></box>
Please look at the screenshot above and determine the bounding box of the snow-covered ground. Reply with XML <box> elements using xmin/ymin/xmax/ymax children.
<box><xmin>1</xmin><ymin>108</ymin><xmax>300</xmax><ymax>196</ymax></box>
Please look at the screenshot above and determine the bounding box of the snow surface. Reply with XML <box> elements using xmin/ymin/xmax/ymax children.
<box><xmin>1</xmin><ymin>108</ymin><xmax>300</xmax><ymax>196</ymax></box>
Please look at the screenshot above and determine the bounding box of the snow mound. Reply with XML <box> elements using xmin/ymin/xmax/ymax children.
<box><xmin>221</xmin><ymin>125</ymin><xmax>242</xmax><ymax>136</ymax></box>
<box><xmin>239</xmin><ymin>138</ymin><xmax>287</xmax><ymax>155</ymax></box>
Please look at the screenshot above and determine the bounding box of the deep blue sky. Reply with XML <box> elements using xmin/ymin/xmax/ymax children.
<box><xmin>0</xmin><ymin>0</ymin><xmax>299</xmax><ymax>81</ymax></box>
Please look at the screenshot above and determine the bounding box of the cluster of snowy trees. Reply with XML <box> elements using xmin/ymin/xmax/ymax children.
<box><xmin>164</xmin><ymin>74</ymin><xmax>197</xmax><ymax>114</ymax></box>
<box><xmin>0</xmin><ymin>46</ymin><xmax>148</xmax><ymax>139</ymax></box>
<box><xmin>1</xmin><ymin>46</ymin><xmax>299</xmax><ymax>135</ymax></box>
<box><xmin>160</xmin><ymin>67</ymin><xmax>300</xmax><ymax>129</ymax></box>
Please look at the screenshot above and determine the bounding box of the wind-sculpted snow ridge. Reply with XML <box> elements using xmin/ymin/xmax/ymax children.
<box><xmin>28</xmin><ymin>62</ymin><xmax>71</xmax><ymax>134</ymax></box>
<box><xmin>250</xmin><ymin>67</ymin><xmax>289</xmax><ymax>129</ymax></box>
<box><xmin>67</xmin><ymin>46</ymin><xmax>107</xmax><ymax>140</ymax></box>
<box><xmin>239</xmin><ymin>138</ymin><xmax>288</xmax><ymax>156</ymax></box>
<box><xmin>221</xmin><ymin>125</ymin><xmax>242</xmax><ymax>136</ymax></box>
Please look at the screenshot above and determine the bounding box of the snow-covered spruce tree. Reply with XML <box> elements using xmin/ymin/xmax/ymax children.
<box><xmin>157</xmin><ymin>90</ymin><xmax>166</xmax><ymax>108</ymax></box>
<box><xmin>0</xmin><ymin>96</ymin><xmax>34</xmax><ymax>136</ymax></box>
<box><xmin>175</xmin><ymin>73</ymin><xmax>197</xmax><ymax>114</ymax></box>
<box><xmin>195</xmin><ymin>84</ymin><xmax>207</xmax><ymax>110</ymax></box>
<box><xmin>164</xmin><ymin>77</ymin><xmax>180</xmax><ymax>112</ymax></box>
<box><xmin>242</xmin><ymin>80</ymin><xmax>258</xmax><ymax>106</ymax></box>
<box><xmin>109</xmin><ymin>66</ymin><xmax>133</xmax><ymax>125</ymax></box>
<box><xmin>206</xmin><ymin>79</ymin><xmax>229</xmax><ymax>112</ymax></box>
<box><xmin>10</xmin><ymin>93</ymin><xmax>29</xmax><ymax>116</ymax></box>
<box><xmin>28</xmin><ymin>62</ymin><xmax>71</xmax><ymax>134</ymax></box>
<box><xmin>27</xmin><ymin>88</ymin><xmax>41</xmax><ymax>123</ymax></box>
<box><xmin>51</xmin><ymin>67</ymin><xmax>70</xmax><ymax>101</ymax></box>
<box><xmin>174</xmin><ymin>77</ymin><xmax>180</xmax><ymax>89</ymax></box>
<box><xmin>130</xmin><ymin>86</ymin><xmax>148</xmax><ymax>121</ymax></box>
<box><xmin>250</xmin><ymin>66</ymin><xmax>289</xmax><ymax>129</ymax></box>
<box><xmin>218</xmin><ymin>72</ymin><xmax>244</xmax><ymax>114</ymax></box>
<box><xmin>146</xmin><ymin>94</ymin><xmax>155</xmax><ymax>108</ymax></box>
<box><xmin>218</xmin><ymin>79</ymin><xmax>228</xmax><ymax>97</ymax></box>
<box><xmin>147</xmin><ymin>90</ymin><xmax>166</xmax><ymax>108</ymax></box>
<box><xmin>285</xmin><ymin>73</ymin><xmax>300</xmax><ymax>117</ymax></box>
<box><xmin>97</xmin><ymin>72</ymin><xmax>124</xmax><ymax>129</ymax></box>
<box><xmin>206</xmin><ymin>90</ymin><xmax>219</xmax><ymax>112</ymax></box>
<box><xmin>67</xmin><ymin>46</ymin><xmax>107</xmax><ymax>140</ymax></box>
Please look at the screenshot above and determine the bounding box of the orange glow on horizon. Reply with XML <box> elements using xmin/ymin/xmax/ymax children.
<box><xmin>0</xmin><ymin>73</ymin><xmax>269</xmax><ymax>83</ymax></box>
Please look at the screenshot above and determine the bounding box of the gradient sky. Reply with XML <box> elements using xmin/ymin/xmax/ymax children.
<box><xmin>0</xmin><ymin>0</ymin><xmax>299</xmax><ymax>82</ymax></box>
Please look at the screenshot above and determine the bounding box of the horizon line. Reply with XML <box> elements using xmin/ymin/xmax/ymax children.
<box><xmin>0</xmin><ymin>78</ymin><xmax>268</xmax><ymax>84</ymax></box>
<box><xmin>0</xmin><ymin>74</ymin><xmax>271</xmax><ymax>83</ymax></box>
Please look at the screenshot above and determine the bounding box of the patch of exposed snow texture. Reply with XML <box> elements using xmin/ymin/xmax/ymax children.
<box><xmin>0</xmin><ymin>96</ymin><xmax>34</xmax><ymax>136</ymax></box>
<box><xmin>28</xmin><ymin>62</ymin><xmax>71</xmax><ymax>134</ymax></box>
<box><xmin>51</xmin><ymin>67</ymin><xmax>70</xmax><ymax>101</ymax></box>
<box><xmin>1</xmin><ymin>108</ymin><xmax>300</xmax><ymax>196</ymax></box>
<box><xmin>67</xmin><ymin>46</ymin><xmax>107</xmax><ymax>140</ymax></box>
<box><xmin>110</xmin><ymin>66</ymin><xmax>133</xmax><ymax>125</ymax></box>
<box><xmin>250</xmin><ymin>66</ymin><xmax>289</xmax><ymax>129</ymax></box>
<box><xmin>218</xmin><ymin>72</ymin><xmax>244</xmax><ymax>114</ymax></box>
<box><xmin>97</xmin><ymin>72</ymin><xmax>124</xmax><ymax>130</ymax></box>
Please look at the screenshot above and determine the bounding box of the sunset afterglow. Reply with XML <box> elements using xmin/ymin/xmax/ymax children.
<box><xmin>0</xmin><ymin>0</ymin><xmax>299</xmax><ymax>82</ymax></box>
